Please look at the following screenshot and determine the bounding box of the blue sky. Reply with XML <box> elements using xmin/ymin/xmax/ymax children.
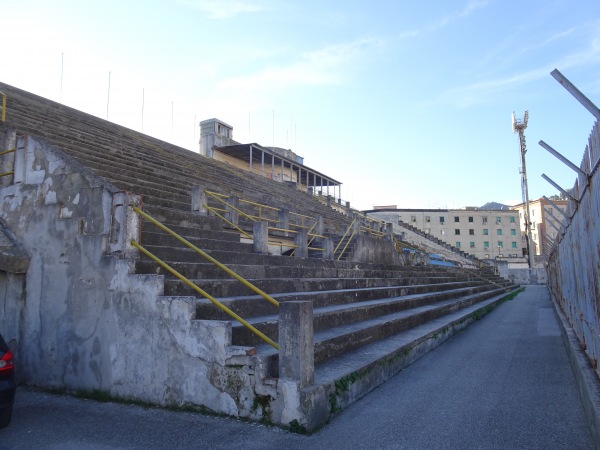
<box><xmin>3</xmin><ymin>0</ymin><xmax>600</xmax><ymax>210</ymax></box>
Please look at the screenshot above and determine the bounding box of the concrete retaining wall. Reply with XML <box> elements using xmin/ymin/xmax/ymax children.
<box><xmin>547</xmin><ymin>119</ymin><xmax>600</xmax><ymax>377</ymax></box>
<box><xmin>0</xmin><ymin>133</ymin><xmax>280</xmax><ymax>422</ymax></box>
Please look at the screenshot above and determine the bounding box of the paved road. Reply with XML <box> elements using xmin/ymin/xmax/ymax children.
<box><xmin>1</xmin><ymin>286</ymin><xmax>593</xmax><ymax>449</ymax></box>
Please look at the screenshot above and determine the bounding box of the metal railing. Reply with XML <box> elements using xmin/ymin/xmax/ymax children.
<box><xmin>0</xmin><ymin>92</ymin><xmax>15</xmax><ymax>178</ymax></box>
<box><xmin>334</xmin><ymin>217</ymin><xmax>357</xmax><ymax>260</ymax></box>
<box><xmin>0</xmin><ymin>91</ymin><xmax>6</xmax><ymax>123</ymax></box>
<box><xmin>204</xmin><ymin>190</ymin><xmax>327</xmax><ymax>256</ymax></box>
<box><xmin>131</xmin><ymin>206</ymin><xmax>280</xmax><ymax>349</ymax></box>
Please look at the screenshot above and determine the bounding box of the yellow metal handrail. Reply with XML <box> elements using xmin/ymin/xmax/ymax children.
<box><xmin>336</xmin><ymin>228</ymin><xmax>356</xmax><ymax>260</ymax></box>
<box><xmin>0</xmin><ymin>148</ymin><xmax>15</xmax><ymax>156</ymax></box>
<box><xmin>0</xmin><ymin>91</ymin><xmax>6</xmax><ymax>123</ymax></box>
<box><xmin>239</xmin><ymin>198</ymin><xmax>281</xmax><ymax>223</ymax></box>
<box><xmin>0</xmin><ymin>171</ymin><xmax>14</xmax><ymax>178</ymax></box>
<box><xmin>205</xmin><ymin>190</ymin><xmax>257</xmax><ymax>224</ymax></box>
<box><xmin>131</xmin><ymin>241</ymin><xmax>279</xmax><ymax>349</ymax></box>
<box><xmin>204</xmin><ymin>204</ymin><xmax>252</xmax><ymax>239</ymax></box>
<box><xmin>334</xmin><ymin>217</ymin><xmax>356</xmax><ymax>256</ymax></box>
<box><xmin>361</xmin><ymin>226</ymin><xmax>385</xmax><ymax>239</ymax></box>
<box><xmin>132</xmin><ymin>206</ymin><xmax>279</xmax><ymax>307</ymax></box>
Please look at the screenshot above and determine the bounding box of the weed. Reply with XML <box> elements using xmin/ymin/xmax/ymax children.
<box><xmin>288</xmin><ymin>419</ymin><xmax>307</xmax><ymax>434</ymax></box>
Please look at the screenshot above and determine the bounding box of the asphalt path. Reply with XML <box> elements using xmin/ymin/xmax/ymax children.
<box><xmin>0</xmin><ymin>285</ymin><xmax>593</xmax><ymax>449</ymax></box>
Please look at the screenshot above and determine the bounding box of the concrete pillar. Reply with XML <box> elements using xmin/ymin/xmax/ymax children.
<box><xmin>253</xmin><ymin>221</ymin><xmax>269</xmax><ymax>254</ymax></box>
<box><xmin>110</xmin><ymin>192</ymin><xmax>141</xmax><ymax>257</ymax></box>
<box><xmin>191</xmin><ymin>186</ymin><xmax>207</xmax><ymax>215</ymax></box>
<box><xmin>322</xmin><ymin>237</ymin><xmax>334</xmax><ymax>260</ymax></box>
<box><xmin>225</xmin><ymin>196</ymin><xmax>239</xmax><ymax>226</ymax></box>
<box><xmin>294</xmin><ymin>228</ymin><xmax>308</xmax><ymax>258</ymax></box>
<box><xmin>278</xmin><ymin>208</ymin><xmax>290</xmax><ymax>230</ymax></box>
<box><xmin>279</xmin><ymin>300</ymin><xmax>314</xmax><ymax>387</ymax></box>
<box><xmin>310</xmin><ymin>216</ymin><xmax>322</xmax><ymax>236</ymax></box>
<box><xmin>384</xmin><ymin>223</ymin><xmax>393</xmax><ymax>241</ymax></box>
<box><xmin>352</xmin><ymin>215</ymin><xmax>361</xmax><ymax>234</ymax></box>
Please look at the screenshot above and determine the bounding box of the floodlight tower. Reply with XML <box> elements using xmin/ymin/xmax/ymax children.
<box><xmin>512</xmin><ymin>110</ymin><xmax>535</xmax><ymax>268</ymax></box>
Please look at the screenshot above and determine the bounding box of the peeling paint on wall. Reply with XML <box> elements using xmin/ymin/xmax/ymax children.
<box><xmin>547</xmin><ymin>120</ymin><xmax>600</xmax><ymax>374</ymax></box>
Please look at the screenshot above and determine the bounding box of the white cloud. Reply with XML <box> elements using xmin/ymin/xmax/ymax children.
<box><xmin>183</xmin><ymin>0</ymin><xmax>265</xmax><ymax>19</ymax></box>
<box><xmin>218</xmin><ymin>37</ymin><xmax>384</xmax><ymax>92</ymax></box>
<box><xmin>432</xmin><ymin>0</ymin><xmax>489</xmax><ymax>29</ymax></box>
<box><xmin>436</xmin><ymin>26</ymin><xmax>600</xmax><ymax>108</ymax></box>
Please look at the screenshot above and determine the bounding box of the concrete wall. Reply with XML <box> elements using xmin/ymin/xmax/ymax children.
<box><xmin>0</xmin><ymin>133</ymin><xmax>288</xmax><ymax>423</ymax></box>
<box><xmin>351</xmin><ymin>233</ymin><xmax>396</xmax><ymax>265</ymax></box>
<box><xmin>498</xmin><ymin>265</ymin><xmax>547</xmax><ymax>285</ymax></box>
<box><xmin>0</xmin><ymin>134</ymin><xmax>134</xmax><ymax>390</ymax></box>
<box><xmin>547</xmin><ymin>119</ymin><xmax>600</xmax><ymax>376</ymax></box>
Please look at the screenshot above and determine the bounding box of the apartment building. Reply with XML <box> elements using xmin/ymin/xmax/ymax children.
<box><xmin>366</xmin><ymin>208</ymin><xmax>526</xmax><ymax>260</ymax></box>
<box><xmin>511</xmin><ymin>198</ymin><xmax>568</xmax><ymax>256</ymax></box>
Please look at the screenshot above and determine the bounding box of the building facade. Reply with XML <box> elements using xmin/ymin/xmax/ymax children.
<box><xmin>511</xmin><ymin>198</ymin><xmax>568</xmax><ymax>257</ymax></box>
<box><xmin>199</xmin><ymin>118</ymin><xmax>343</xmax><ymax>201</ymax></box>
<box><xmin>366</xmin><ymin>208</ymin><xmax>527</xmax><ymax>260</ymax></box>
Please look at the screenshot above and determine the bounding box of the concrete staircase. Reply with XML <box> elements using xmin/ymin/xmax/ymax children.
<box><xmin>134</xmin><ymin>203</ymin><xmax>518</xmax><ymax>427</ymax></box>
<box><xmin>0</xmin><ymin>81</ymin><xmax>520</xmax><ymax>429</ymax></box>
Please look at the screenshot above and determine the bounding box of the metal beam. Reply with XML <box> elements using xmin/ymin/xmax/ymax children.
<box><xmin>539</xmin><ymin>140</ymin><xmax>588</xmax><ymax>179</ymax></box>
<box><xmin>541</xmin><ymin>173</ymin><xmax>578</xmax><ymax>203</ymax></box>
<box><xmin>543</xmin><ymin>211</ymin><xmax>563</xmax><ymax>233</ymax></box>
<box><xmin>551</xmin><ymin>68</ymin><xmax>600</xmax><ymax>120</ymax></box>
<box><xmin>542</xmin><ymin>196</ymin><xmax>568</xmax><ymax>219</ymax></box>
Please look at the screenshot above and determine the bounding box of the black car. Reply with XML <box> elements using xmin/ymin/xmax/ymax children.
<box><xmin>0</xmin><ymin>332</ymin><xmax>15</xmax><ymax>428</ymax></box>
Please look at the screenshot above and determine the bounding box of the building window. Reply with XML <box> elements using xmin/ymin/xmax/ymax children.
<box><xmin>425</xmin><ymin>216</ymin><xmax>430</xmax><ymax>223</ymax></box>
<box><xmin>411</xmin><ymin>215</ymin><xmax>416</xmax><ymax>222</ymax></box>
<box><xmin>455</xmin><ymin>229</ymin><xmax>460</xmax><ymax>235</ymax></box>
<box><xmin>511</xmin><ymin>229</ymin><xmax>516</xmax><ymax>236</ymax></box>
<box><xmin>455</xmin><ymin>242</ymin><xmax>461</xmax><ymax>248</ymax></box>
<box><xmin>510</xmin><ymin>217</ymin><xmax>515</xmax><ymax>223</ymax></box>
<box><xmin>512</xmin><ymin>242</ymin><xmax>517</xmax><ymax>248</ymax></box>
<box><xmin>470</xmin><ymin>241</ymin><xmax>475</xmax><ymax>248</ymax></box>
<box><xmin>497</xmin><ymin>229</ymin><xmax>502</xmax><ymax>235</ymax></box>
<box><xmin>484</xmin><ymin>241</ymin><xmax>489</xmax><ymax>249</ymax></box>
<box><xmin>482</xmin><ymin>217</ymin><xmax>488</xmax><ymax>224</ymax></box>
<box><xmin>498</xmin><ymin>241</ymin><xmax>503</xmax><ymax>247</ymax></box>
<box><xmin>532</xmin><ymin>209</ymin><xmax>536</xmax><ymax>216</ymax></box>
<box><xmin>454</xmin><ymin>216</ymin><xmax>460</xmax><ymax>223</ymax></box>
<box><xmin>484</xmin><ymin>254</ymin><xmax>489</xmax><ymax>259</ymax></box>
<box><xmin>469</xmin><ymin>229</ymin><xmax>475</xmax><ymax>235</ymax></box>
<box><xmin>483</xmin><ymin>229</ymin><xmax>489</xmax><ymax>235</ymax></box>
<box><xmin>496</xmin><ymin>217</ymin><xmax>501</xmax><ymax>224</ymax></box>
<box><xmin>440</xmin><ymin>216</ymin><xmax>445</xmax><ymax>223</ymax></box>
<box><xmin>468</xmin><ymin>216</ymin><xmax>474</xmax><ymax>223</ymax></box>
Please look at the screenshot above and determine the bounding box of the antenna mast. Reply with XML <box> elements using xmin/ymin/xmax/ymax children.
<box><xmin>512</xmin><ymin>110</ymin><xmax>535</xmax><ymax>268</ymax></box>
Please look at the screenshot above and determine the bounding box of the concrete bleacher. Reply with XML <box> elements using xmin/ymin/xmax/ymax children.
<box><xmin>0</xmin><ymin>81</ymin><xmax>519</xmax><ymax>431</ymax></box>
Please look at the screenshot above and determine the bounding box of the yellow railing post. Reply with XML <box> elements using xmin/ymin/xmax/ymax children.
<box><xmin>0</xmin><ymin>92</ymin><xmax>6</xmax><ymax>123</ymax></box>
<box><xmin>131</xmin><ymin>240</ymin><xmax>279</xmax><ymax>349</ymax></box>
<box><xmin>132</xmin><ymin>206</ymin><xmax>279</xmax><ymax>307</ymax></box>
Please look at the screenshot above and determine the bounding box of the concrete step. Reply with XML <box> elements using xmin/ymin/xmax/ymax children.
<box><xmin>299</xmin><ymin>289</ymin><xmax>519</xmax><ymax>425</ymax></box>
<box><xmin>168</xmin><ymin>275</ymin><xmax>482</xmax><ymax>299</ymax></box>
<box><xmin>195</xmin><ymin>282</ymin><xmax>495</xmax><ymax>324</ymax></box>
<box><xmin>229</xmin><ymin>285</ymin><xmax>506</xmax><ymax>348</ymax></box>
<box><xmin>141</xmin><ymin>230</ymin><xmax>251</xmax><ymax>253</ymax></box>
<box><xmin>247</xmin><ymin>286</ymin><xmax>516</xmax><ymax>372</ymax></box>
<box><xmin>134</xmin><ymin>258</ymin><xmax>473</xmax><ymax>283</ymax></box>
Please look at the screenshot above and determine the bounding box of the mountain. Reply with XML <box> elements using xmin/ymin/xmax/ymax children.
<box><xmin>479</xmin><ymin>202</ymin><xmax>510</xmax><ymax>210</ymax></box>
